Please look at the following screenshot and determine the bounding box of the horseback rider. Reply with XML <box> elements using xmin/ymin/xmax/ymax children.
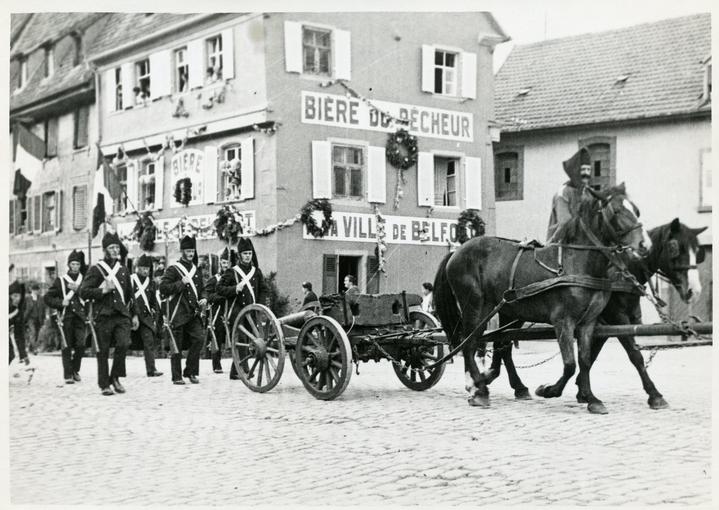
<box><xmin>44</xmin><ymin>250</ymin><xmax>88</xmax><ymax>384</ymax></box>
<box><xmin>546</xmin><ymin>148</ymin><xmax>593</xmax><ymax>243</ymax></box>
<box><xmin>205</xmin><ymin>247</ymin><xmax>235</xmax><ymax>374</ymax></box>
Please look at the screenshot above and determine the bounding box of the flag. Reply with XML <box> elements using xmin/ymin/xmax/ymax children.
<box><xmin>12</xmin><ymin>123</ymin><xmax>45</xmax><ymax>199</ymax></box>
<box><xmin>91</xmin><ymin>146</ymin><xmax>122</xmax><ymax>238</ymax></box>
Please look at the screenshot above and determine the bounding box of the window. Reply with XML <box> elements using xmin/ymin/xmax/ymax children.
<box><xmin>114</xmin><ymin>67</ymin><xmax>123</xmax><ymax>110</ymax></box>
<box><xmin>113</xmin><ymin>163</ymin><xmax>128</xmax><ymax>214</ymax></box>
<box><xmin>700</xmin><ymin>148</ymin><xmax>712</xmax><ymax>211</ymax></box>
<box><xmin>73</xmin><ymin>106</ymin><xmax>89</xmax><ymax>149</ymax></box>
<box><xmin>11</xmin><ymin>198</ymin><xmax>27</xmax><ymax>235</ymax></box>
<box><xmin>19</xmin><ymin>57</ymin><xmax>28</xmax><ymax>89</ymax></box>
<box><xmin>175</xmin><ymin>47</ymin><xmax>189</xmax><ymax>93</ymax></box>
<box><xmin>41</xmin><ymin>192</ymin><xmax>56</xmax><ymax>232</ymax></box>
<box><xmin>72</xmin><ymin>185</ymin><xmax>87</xmax><ymax>230</ymax></box>
<box><xmin>332</xmin><ymin>145</ymin><xmax>363</xmax><ymax>198</ymax></box>
<box><xmin>135</xmin><ymin>59</ymin><xmax>151</xmax><ymax>103</ymax></box>
<box><xmin>434</xmin><ymin>50</ymin><xmax>458</xmax><ymax>96</ymax></box>
<box><xmin>494</xmin><ymin>147</ymin><xmax>524</xmax><ymax>201</ymax></box>
<box><xmin>45</xmin><ymin>117</ymin><xmax>58</xmax><ymax>158</ymax></box>
<box><xmin>72</xmin><ymin>33</ymin><xmax>82</xmax><ymax>66</ymax></box>
<box><xmin>434</xmin><ymin>156</ymin><xmax>458</xmax><ymax>207</ymax></box>
<box><xmin>303</xmin><ymin>27</ymin><xmax>331</xmax><ymax>75</ymax></box>
<box><xmin>9</xmin><ymin>200</ymin><xmax>15</xmax><ymax>234</ymax></box>
<box><xmin>579</xmin><ymin>136</ymin><xmax>616</xmax><ymax>191</ymax></box>
<box><xmin>44</xmin><ymin>46</ymin><xmax>54</xmax><ymax>78</ymax></box>
<box><xmin>220</xmin><ymin>145</ymin><xmax>241</xmax><ymax>201</ymax></box>
<box><xmin>206</xmin><ymin>36</ymin><xmax>223</xmax><ymax>83</ymax></box>
<box><xmin>139</xmin><ymin>161</ymin><xmax>156</xmax><ymax>210</ymax></box>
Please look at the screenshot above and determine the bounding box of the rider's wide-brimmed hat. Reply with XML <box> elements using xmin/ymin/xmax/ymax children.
<box><xmin>563</xmin><ymin>148</ymin><xmax>591</xmax><ymax>188</ymax></box>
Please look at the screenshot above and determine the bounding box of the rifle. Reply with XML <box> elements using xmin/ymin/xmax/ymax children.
<box><xmin>86</xmin><ymin>302</ymin><xmax>100</xmax><ymax>355</ymax></box>
<box><xmin>205</xmin><ymin>306</ymin><xmax>220</xmax><ymax>354</ymax></box>
<box><xmin>163</xmin><ymin>297</ymin><xmax>180</xmax><ymax>356</ymax></box>
<box><xmin>54</xmin><ymin>311</ymin><xmax>69</xmax><ymax>350</ymax></box>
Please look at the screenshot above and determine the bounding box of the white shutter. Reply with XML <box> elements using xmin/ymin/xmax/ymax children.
<box><xmin>154</xmin><ymin>155</ymin><xmax>164</xmax><ymax>210</ymax></box>
<box><xmin>54</xmin><ymin>190</ymin><xmax>63</xmax><ymax>233</ymax></box>
<box><xmin>465</xmin><ymin>156</ymin><xmax>482</xmax><ymax>209</ymax></box>
<box><xmin>204</xmin><ymin>146</ymin><xmax>218</xmax><ymax>204</ymax></box>
<box><xmin>461</xmin><ymin>52</ymin><xmax>477</xmax><ymax>99</ymax></box>
<box><xmin>26</xmin><ymin>196</ymin><xmax>33</xmax><ymax>234</ymax></box>
<box><xmin>367</xmin><ymin>146</ymin><xmax>386</xmax><ymax>204</ymax></box>
<box><xmin>421</xmin><ymin>45</ymin><xmax>435</xmax><ymax>93</ymax></box>
<box><xmin>221</xmin><ymin>29</ymin><xmax>235</xmax><ymax>80</ymax></box>
<box><xmin>333</xmin><ymin>29</ymin><xmax>351</xmax><ymax>80</ymax></box>
<box><xmin>103</xmin><ymin>68</ymin><xmax>116</xmax><ymax>112</ymax></box>
<box><xmin>417</xmin><ymin>152</ymin><xmax>434</xmax><ymax>206</ymax></box>
<box><xmin>121</xmin><ymin>62</ymin><xmax>135</xmax><ymax>109</ymax></box>
<box><xmin>311</xmin><ymin>141</ymin><xmax>332</xmax><ymax>199</ymax></box>
<box><xmin>240</xmin><ymin>138</ymin><xmax>255</xmax><ymax>200</ymax></box>
<box><xmin>126</xmin><ymin>160</ymin><xmax>138</xmax><ymax>213</ymax></box>
<box><xmin>284</xmin><ymin>21</ymin><xmax>303</xmax><ymax>73</ymax></box>
<box><xmin>188</xmin><ymin>39</ymin><xmax>205</xmax><ymax>89</ymax></box>
<box><xmin>150</xmin><ymin>50</ymin><xmax>172</xmax><ymax>100</ymax></box>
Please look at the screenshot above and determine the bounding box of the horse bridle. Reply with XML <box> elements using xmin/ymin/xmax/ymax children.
<box><xmin>599</xmin><ymin>197</ymin><xmax>643</xmax><ymax>246</ymax></box>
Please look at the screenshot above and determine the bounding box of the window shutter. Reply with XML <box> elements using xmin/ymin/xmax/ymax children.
<box><xmin>322</xmin><ymin>254</ymin><xmax>338</xmax><ymax>295</ymax></box>
<box><xmin>126</xmin><ymin>160</ymin><xmax>138</xmax><ymax>213</ymax></box>
<box><xmin>188</xmin><ymin>39</ymin><xmax>205</xmax><ymax>89</ymax></box>
<box><xmin>240</xmin><ymin>138</ymin><xmax>255</xmax><ymax>200</ymax></box>
<box><xmin>26</xmin><ymin>196</ymin><xmax>33</xmax><ymax>234</ymax></box>
<box><xmin>72</xmin><ymin>185</ymin><xmax>87</xmax><ymax>230</ymax></box>
<box><xmin>421</xmin><ymin>45</ymin><xmax>435</xmax><ymax>93</ymax></box>
<box><xmin>54</xmin><ymin>190</ymin><xmax>63</xmax><ymax>233</ymax></box>
<box><xmin>333</xmin><ymin>29</ymin><xmax>351</xmax><ymax>80</ymax></box>
<box><xmin>150</xmin><ymin>50</ymin><xmax>172</xmax><ymax>100</ymax></box>
<box><xmin>417</xmin><ymin>152</ymin><xmax>434</xmax><ymax>206</ymax></box>
<box><xmin>121</xmin><ymin>62</ymin><xmax>135</xmax><ymax>109</ymax></box>
<box><xmin>17</xmin><ymin>199</ymin><xmax>24</xmax><ymax>235</ymax></box>
<box><xmin>312</xmin><ymin>141</ymin><xmax>332</xmax><ymax>199</ymax></box>
<box><xmin>367</xmin><ymin>145</ymin><xmax>386</xmax><ymax>203</ymax></box>
<box><xmin>464</xmin><ymin>156</ymin><xmax>482</xmax><ymax>209</ymax></box>
<box><xmin>221</xmin><ymin>29</ymin><xmax>235</xmax><ymax>80</ymax></box>
<box><xmin>460</xmin><ymin>52</ymin><xmax>477</xmax><ymax>99</ymax></box>
<box><xmin>203</xmin><ymin>146</ymin><xmax>218</xmax><ymax>204</ymax></box>
<box><xmin>366</xmin><ymin>255</ymin><xmax>380</xmax><ymax>294</ymax></box>
<box><xmin>104</xmin><ymin>68</ymin><xmax>116</xmax><ymax>112</ymax></box>
<box><xmin>33</xmin><ymin>195</ymin><xmax>42</xmax><ymax>233</ymax></box>
<box><xmin>153</xmin><ymin>155</ymin><xmax>164</xmax><ymax>210</ymax></box>
<box><xmin>284</xmin><ymin>21</ymin><xmax>303</xmax><ymax>73</ymax></box>
<box><xmin>9</xmin><ymin>200</ymin><xmax>15</xmax><ymax>234</ymax></box>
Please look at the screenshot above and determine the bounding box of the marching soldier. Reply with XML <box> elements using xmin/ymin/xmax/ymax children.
<box><xmin>44</xmin><ymin>250</ymin><xmax>88</xmax><ymax>384</ymax></box>
<box><xmin>79</xmin><ymin>232</ymin><xmax>133</xmax><ymax>396</ymax></box>
<box><xmin>9</xmin><ymin>280</ymin><xmax>29</xmax><ymax>366</ymax></box>
<box><xmin>130</xmin><ymin>254</ymin><xmax>163</xmax><ymax>377</ymax></box>
<box><xmin>205</xmin><ymin>247</ymin><xmax>235</xmax><ymax>374</ymax></box>
<box><xmin>159</xmin><ymin>235</ymin><xmax>208</xmax><ymax>385</ymax></box>
<box><xmin>217</xmin><ymin>237</ymin><xmax>269</xmax><ymax>380</ymax></box>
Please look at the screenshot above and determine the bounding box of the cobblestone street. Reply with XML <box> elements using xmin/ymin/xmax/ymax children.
<box><xmin>8</xmin><ymin>341</ymin><xmax>713</xmax><ymax>506</ymax></box>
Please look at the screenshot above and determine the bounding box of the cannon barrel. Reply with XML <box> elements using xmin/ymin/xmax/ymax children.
<box><xmin>279</xmin><ymin>310</ymin><xmax>316</xmax><ymax>329</ymax></box>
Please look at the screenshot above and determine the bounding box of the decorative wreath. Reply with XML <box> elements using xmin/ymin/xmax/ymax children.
<box><xmin>300</xmin><ymin>199</ymin><xmax>333</xmax><ymax>238</ymax></box>
<box><xmin>386</xmin><ymin>129</ymin><xmax>418</xmax><ymax>170</ymax></box>
<box><xmin>456</xmin><ymin>209</ymin><xmax>486</xmax><ymax>244</ymax></box>
<box><xmin>132</xmin><ymin>212</ymin><xmax>157</xmax><ymax>252</ymax></box>
<box><xmin>213</xmin><ymin>205</ymin><xmax>245</xmax><ymax>245</ymax></box>
<box><xmin>173</xmin><ymin>177</ymin><xmax>193</xmax><ymax>206</ymax></box>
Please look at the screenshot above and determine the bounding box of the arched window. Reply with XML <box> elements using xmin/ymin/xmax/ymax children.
<box><xmin>579</xmin><ymin>136</ymin><xmax>616</xmax><ymax>191</ymax></box>
<box><xmin>493</xmin><ymin>146</ymin><xmax>523</xmax><ymax>201</ymax></box>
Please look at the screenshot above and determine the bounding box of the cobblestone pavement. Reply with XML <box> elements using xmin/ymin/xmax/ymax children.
<box><xmin>8</xmin><ymin>340</ymin><xmax>713</xmax><ymax>507</ymax></box>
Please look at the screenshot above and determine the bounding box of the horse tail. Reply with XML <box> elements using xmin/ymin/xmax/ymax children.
<box><xmin>433</xmin><ymin>252</ymin><xmax>462</xmax><ymax>349</ymax></box>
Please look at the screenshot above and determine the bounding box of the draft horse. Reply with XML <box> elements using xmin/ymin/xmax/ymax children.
<box><xmin>434</xmin><ymin>183</ymin><xmax>650</xmax><ymax>414</ymax></box>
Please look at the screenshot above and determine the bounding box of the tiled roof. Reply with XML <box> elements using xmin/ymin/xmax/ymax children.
<box><xmin>495</xmin><ymin>14</ymin><xmax>711</xmax><ymax>132</ymax></box>
<box><xmin>10</xmin><ymin>14</ymin><xmax>33</xmax><ymax>46</ymax></box>
<box><xmin>11</xmin><ymin>12</ymin><xmax>105</xmax><ymax>57</ymax></box>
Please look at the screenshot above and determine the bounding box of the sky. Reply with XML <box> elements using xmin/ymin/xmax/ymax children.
<box><xmin>486</xmin><ymin>0</ymin><xmax>714</xmax><ymax>72</ymax></box>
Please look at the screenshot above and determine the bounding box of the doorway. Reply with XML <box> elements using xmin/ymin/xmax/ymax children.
<box><xmin>322</xmin><ymin>254</ymin><xmax>362</xmax><ymax>295</ymax></box>
<box><xmin>337</xmin><ymin>255</ymin><xmax>360</xmax><ymax>294</ymax></box>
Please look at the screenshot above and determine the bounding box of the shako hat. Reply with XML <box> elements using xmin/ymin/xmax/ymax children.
<box><xmin>102</xmin><ymin>232</ymin><xmax>122</xmax><ymax>250</ymax></box>
<box><xmin>136</xmin><ymin>254</ymin><xmax>153</xmax><ymax>267</ymax></box>
<box><xmin>179</xmin><ymin>235</ymin><xmax>196</xmax><ymax>251</ymax></box>
<box><xmin>236</xmin><ymin>237</ymin><xmax>258</xmax><ymax>267</ymax></box>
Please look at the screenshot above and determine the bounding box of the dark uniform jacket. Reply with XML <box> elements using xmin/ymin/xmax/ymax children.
<box><xmin>79</xmin><ymin>257</ymin><xmax>133</xmax><ymax>319</ymax></box>
<box><xmin>204</xmin><ymin>273</ymin><xmax>224</xmax><ymax>326</ymax></box>
<box><xmin>159</xmin><ymin>258</ymin><xmax>206</xmax><ymax>327</ymax></box>
<box><xmin>131</xmin><ymin>275</ymin><xmax>160</xmax><ymax>333</ymax></box>
<box><xmin>216</xmin><ymin>263</ymin><xmax>269</xmax><ymax>322</ymax></box>
<box><xmin>45</xmin><ymin>273</ymin><xmax>87</xmax><ymax>320</ymax></box>
<box><xmin>9</xmin><ymin>301</ymin><xmax>26</xmax><ymax>344</ymax></box>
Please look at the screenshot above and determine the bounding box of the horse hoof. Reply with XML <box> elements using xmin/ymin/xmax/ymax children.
<box><xmin>515</xmin><ymin>388</ymin><xmax>532</xmax><ymax>400</ymax></box>
<box><xmin>535</xmin><ymin>385</ymin><xmax>551</xmax><ymax>398</ymax></box>
<box><xmin>468</xmin><ymin>395</ymin><xmax>490</xmax><ymax>408</ymax></box>
<box><xmin>649</xmin><ymin>396</ymin><xmax>669</xmax><ymax>410</ymax></box>
<box><xmin>576</xmin><ymin>392</ymin><xmax>588</xmax><ymax>404</ymax></box>
<box><xmin>588</xmin><ymin>402</ymin><xmax>609</xmax><ymax>415</ymax></box>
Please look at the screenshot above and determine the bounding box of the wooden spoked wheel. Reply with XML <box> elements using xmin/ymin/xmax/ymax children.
<box><xmin>392</xmin><ymin>310</ymin><xmax>446</xmax><ymax>391</ymax></box>
<box><xmin>231</xmin><ymin>304</ymin><xmax>285</xmax><ymax>393</ymax></box>
<box><xmin>294</xmin><ymin>316</ymin><xmax>352</xmax><ymax>400</ymax></box>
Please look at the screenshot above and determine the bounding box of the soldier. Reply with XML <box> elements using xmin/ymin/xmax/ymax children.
<box><xmin>159</xmin><ymin>235</ymin><xmax>208</xmax><ymax>385</ymax></box>
<box><xmin>44</xmin><ymin>250</ymin><xmax>88</xmax><ymax>384</ymax></box>
<box><xmin>130</xmin><ymin>254</ymin><xmax>163</xmax><ymax>377</ymax></box>
<box><xmin>9</xmin><ymin>280</ymin><xmax>29</xmax><ymax>366</ymax></box>
<box><xmin>79</xmin><ymin>232</ymin><xmax>133</xmax><ymax>396</ymax></box>
<box><xmin>217</xmin><ymin>237</ymin><xmax>269</xmax><ymax>381</ymax></box>
<box><xmin>546</xmin><ymin>148</ymin><xmax>592</xmax><ymax>243</ymax></box>
<box><xmin>205</xmin><ymin>247</ymin><xmax>235</xmax><ymax>374</ymax></box>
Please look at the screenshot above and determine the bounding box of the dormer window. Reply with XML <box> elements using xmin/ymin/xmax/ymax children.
<box><xmin>72</xmin><ymin>33</ymin><xmax>82</xmax><ymax>66</ymax></box>
<box><xmin>44</xmin><ymin>45</ymin><xmax>54</xmax><ymax>78</ymax></box>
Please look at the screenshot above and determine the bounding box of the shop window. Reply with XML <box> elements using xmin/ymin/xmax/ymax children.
<box><xmin>73</xmin><ymin>106</ymin><xmax>89</xmax><ymax>149</ymax></box>
<box><xmin>175</xmin><ymin>47</ymin><xmax>189</xmax><ymax>93</ymax></box>
<box><xmin>72</xmin><ymin>185</ymin><xmax>87</xmax><ymax>230</ymax></box>
<box><xmin>332</xmin><ymin>144</ymin><xmax>364</xmax><ymax>199</ymax></box>
<box><xmin>303</xmin><ymin>27</ymin><xmax>332</xmax><ymax>76</ymax></box>
<box><xmin>433</xmin><ymin>50</ymin><xmax>458</xmax><ymax>96</ymax></box>
<box><xmin>135</xmin><ymin>59</ymin><xmax>151</xmax><ymax>103</ymax></box>
<box><xmin>45</xmin><ymin>117</ymin><xmax>58</xmax><ymax>158</ymax></box>
<box><xmin>700</xmin><ymin>148</ymin><xmax>712</xmax><ymax>211</ymax></box>
<box><xmin>206</xmin><ymin>36</ymin><xmax>223</xmax><ymax>83</ymax></box>
<box><xmin>434</xmin><ymin>156</ymin><xmax>458</xmax><ymax>207</ymax></box>
<box><xmin>579</xmin><ymin>136</ymin><xmax>616</xmax><ymax>191</ymax></box>
<box><xmin>139</xmin><ymin>160</ymin><xmax>156</xmax><ymax>210</ymax></box>
<box><xmin>220</xmin><ymin>145</ymin><xmax>242</xmax><ymax>201</ymax></box>
<box><xmin>494</xmin><ymin>147</ymin><xmax>524</xmax><ymax>201</ymax></box>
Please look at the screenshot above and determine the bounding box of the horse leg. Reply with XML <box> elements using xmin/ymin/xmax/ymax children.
<box><xmin>500</xmin><ymin>343</ymin><xmax>532</xmax><ymax>399</ymax></box>
<box><xmin>576</xmin><ymin>324</ymin><xmax>608</xmax><ymax>414</ymax></box>
<box><xmin>535</xmin><ymin>321</ymin><xmax>576</xmax><ymax>398</ymax></box>
<box><xmin>486</xmin><ymin>339</ymin><xmax>502</xmax><ymax>385</ymax></box>
<box><xmin>576</xmin><ymin>335</ymin><xmax>609</xmax><ymax>403</ymax></box>
<box><xmin>616</xmin><ymin>334</ymin><xmax>668</xmax><ymax>409</ymax></box>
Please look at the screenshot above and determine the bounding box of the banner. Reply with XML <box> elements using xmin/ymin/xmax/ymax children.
<box><xmin>117</xmin><ymin>211</ymin><xmax>256</xmax><ymax>243</ymax></box>
<box><xmin>302</xmin><ymin>211</ymin><xmax>467</xmax><ymax>246</ymax></box>
<box><xmin>301</xmin><ymin>91</ymin><xmax>473</xmax><ymax>142</ymax></box>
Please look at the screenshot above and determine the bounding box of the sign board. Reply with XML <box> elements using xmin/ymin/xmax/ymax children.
<box><xmin>301</xmin><ymin>91</ymin><xmax>473</xmax><ymax>142</ymax></box>
<box><xmin>170</xmin><ymin>149</ymin><xmax>205</xmax><ymax>207</ymax></box>
<box><xmin>302</xmin><ymin>211</ymin><xmax>471</xmax><ymax>246</ymax></box>
<box><xmin>117</xmin><ymin>211</ymin><xmax>256</xmax><ymax>243</ymax></box>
